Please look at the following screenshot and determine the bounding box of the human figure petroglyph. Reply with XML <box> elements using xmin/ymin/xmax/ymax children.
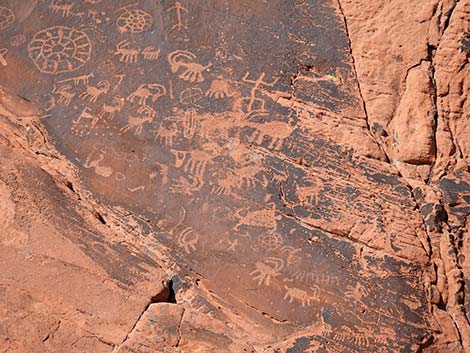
<box><xmin>250</xmin><ymin>257</ymin><xmax>284</xmax><ymax>286</ymax></box>
<box><xmin>49</xmin><ymin>0</ymin><xmax>74</xmax><ymax>17</ymax></box>
<box><xmin>114</xmin><ymin>40</ymin><xmax>140</xmax><ymax>63</ymax></box>
<box><xmin>0</xmin><ymin>6</ymin><xmax>15</xmax><ymax>31</ymax></box>
<box><xmin>128</xmin><ymin>83</ymin><xmax>166</xmax><ymax>106</ymax></box>
<box><xmin>167</xmin><ymin>2</ymin><xmax>188</xmax><ymax>31</ymax></box>
<box><xmin>0</xmin><ymin>48</ymin><xmax>7</xmax><ymax>66</ymax></box>
<box><xmin>53</xmin><ymin>85</ymin><xmax>75</xmax><ymax>105</ymax></box>
<box><xmin>205</xmin><ymin>78</ymin><xmax>232</xmax><ymax>99</ymax></box>
<box><xmin>120</xmin><ymin>105</ymin><xmax>156</xmax><ymax>135</ymax></box>
<box><xmin>28</xmin><ymin>26</ymin><xmax>91</xmax><ymax>74</ymax></box>
<box><xmin>238</xmin><ymin>72</ymin><xmax>278</xmax><ymax>113</ymax></box>
<box><xmin>79</xmin><ymin>80</ymin><xmax>110</xmax><ymax>102</ymax></box>
<box><xmin>57</xmin><ymin>73</ymin><xmax>94</xmax><ymax>86</ymax></box>
<box><xmin>98</xmin><ymin>96</ymin><xmax>125</xmax><ymax>120</ymax></box>
<box><xmin>168</xmin><ymin>50</ymin><xmax>212</xmax><ymax>83</ymax></box>
<box><xmin>116</xmin><ymin>5</ymin><xmax>153</xmax><ymax>34</ymax></box>
<box><xmin>83</xmin><ymin>151</ymin><xmax>113</xmax><ymax>177</ymax></box>
<box><xmin>283</xmin><ymin>285</ymin><xmax>320</xmax><ymax>306</ymax></box>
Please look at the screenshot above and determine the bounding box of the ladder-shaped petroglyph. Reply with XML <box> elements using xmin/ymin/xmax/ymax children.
<box><xmin>283</xmin><ymin>285</ymin><xmax>320</xmax><ymax>306</ymax></box>
<box><xmin>0</xmin><ymin>6</ymin><xmax>15</xmax><ymax>31</ymax></box>
<box><xmin>236</xmin><ymin>72</ymin><xmax>278</xmax><ymax>114</ymax></box>
<box><xmin>127</xmin><ymin>83</ymin><xmax>166</xmax><ymax>106</ymax></box>
<box><xmin>115</xmin><ymin>5</ymin><xmax>153</xmax><ymax>34</ymax></box>
<box><xmin>28</xmin><ymin>26</ymin><xmax>91</xmax><ymax>74</ymax></box>
<box><xmin>57</xmin><ymin>73</ymin><xmax>94</xmax><ymax>86</ymax></box>
<box><xmin>250</xmin><ymin>257</ymin><xmax>284</xmax><ymax>287</ymax></box>
<box><xmin>168</xmin><ymin>50</ymin><xmax>212</xmax><ymax>83</ymax></box>
<box><xmin>79</xmin><ymin>80</ymin><xmax>110</xmax><ymax>103</ymax></box>
<box><xmin>167</xmin><ymin>2</ymin><xmax>188</xmax><ymax>31</ymax></box>
<box><xmin>120</xmin><ymin>105</ymin><xmax>156</xmax><ymax>135</ymax></box>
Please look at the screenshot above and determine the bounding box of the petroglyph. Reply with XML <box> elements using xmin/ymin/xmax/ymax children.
<box><xmin>116</xmin><ymin>5</ymin><xmax>153</xmax><ymax>34</ymax></box>
<box><xmin>168</xmin><ymin>50</ymin><xmax>212</xmax><ymax>83</ymax></box>
<box><xmin>234</xmin><ymin>205</ymin><xmax>281</xmax><ymax>233</ymax></box>
<box><xmin>155</xmin><ymin>121</ymin><xmax>178</xmax><ymax>147</ymax></box>
<box><xmin>0</xmin><ymin>48</ymin><xmax>7</xmax><ymax>67</ymax></box>
<box><xmin>250</xmin><ymin>257</ymin><xmax>284</xmax><ymax>286</ymax></box>
<box><xmin>98</xmin><ymin>96</ymin><xmax>125</xmax><ymax>120</ymax></box>
<box><xmin>28</xmin><ymin>26</ymin><xmax>91</xmax><ymax>74</ymax></box>
<box><xmin>120</xmin><ymin>105</ymin><xmax>156</xmax><ymax>135</ymax></box>
<box><xmin>83</xmin><ymin>150</ymin><xmax>113</xmax><ymax>177</ymax></box>
<box><xmin>141</xmin><ymin>47</ymin><xmax>160</xmax><ymax>60</ymax></box>
<box><xmin>53</xmin><ymin>85</ymin><xmax>75</xmax><ymax>105</ymax></box>
<box><xmin>236</xmin><ymin>72</ymin><xmax>278</xmax><ymax>114</ymax></box>
<box><xmin>57</xmin><ymin>73</ymin><xmax>94</xmax><ymax>86</ymax></box>
<box><xmin>167</xmin><ymin>2</ymin><xmax>188</xmax><ymax>31</ymax></box>
<box><xmin>170</xmin><ymin>207</ymin><xmax>199</xmax><ymax>254</ymax></box>
<box><xmin>205</xmin><ymin>78</ymin><xmax>232</xmax><ymax>99</ymax></box>
<box><xmin>179</xmin><ymin>87</ymin><xmax>203</xmax><ymax>106</ymax></box>
<box><xmin>10</xmin><ymin>34</ymin><xmax>25</xmax><ymax>47</ymax></box>
<box><xmin>48</xmin><ymin>0</ymin><xmax>74</xmax><ymax>18</ymax></box>
<box><xmin>0</xmin><ymin>6</ymin><xmax>15</xmax><ymax>31</ymax></box>
<box><xmin>79</xmin><ymin>80</ymin><xmax>110</xmax><ymax>103</ymax></box>
<box><xmin>114</xmin><ymin>40</ymin><xmax>140</xmax><ymax>63</ymax></box>
<box><xmin>128</xmin><ymin>84</ymin><xmax>166</xmax><ymax>106</ymax></box>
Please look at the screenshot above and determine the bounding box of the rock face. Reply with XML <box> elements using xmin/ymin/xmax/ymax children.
<box><xmin>0</xmin><ymin>1</ymin><xmax>469</xmax><ymax>352</ymax></box>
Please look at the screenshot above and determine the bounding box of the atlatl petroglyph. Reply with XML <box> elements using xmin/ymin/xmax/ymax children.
<box><xmin>168</xmin><ymin>50</ymin><xmax>212</xmax><ymax>83</ymax></box>
<box><xmin>28</xmin><ymin>26</ymin><xmax>91</xmax><ymax>74</ymax></box>
<box><xmin>250</xmin><ymin>257</ymin><xmax>284</xmax><ymax>286</ymax></box>
<box><xmin>128</xmin><ymin>84</ymin><xmax>166</xmax><ymax>106</ymax></box>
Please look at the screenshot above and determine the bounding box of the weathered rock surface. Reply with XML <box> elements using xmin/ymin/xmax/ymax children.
<box><xmin>0</xmin><ymin>0</ymin><xmax>469</xmax><ymax>352</ymax></box>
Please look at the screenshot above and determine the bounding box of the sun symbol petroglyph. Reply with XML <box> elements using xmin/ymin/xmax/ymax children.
<box><xmin>79</xmin><ymin>80</ymin><xmax>110</xmax><ymax>103</ymax></box>
<box><xmin>116</xmin><ymin>6</ymin><xmax>153</xmax><ymax>34</ymax></box>
<box><xmin>168</xmin><ymin>50</ymin><xmax>212</xmax><ymax>83</ymax></box>
<box><xmin>28</xmin><ymin>26</ymin><xmax>91</xmax><ymax>74</ymax></box>
<box><xmin>179</xmin><ymin>87</ymin><xmax>203</xmax><ymax>106</ymax></box>
<box><xmin>128</xmin><ymin>83</ymin><xmax>166</xmax><ymax>106</ymax></box>
<box><xmin>283</xmin><ymin>285</ymin><xmax>320</xmax><ymax>306</ymax></box>
<box><xmin>250</xmin><ymin>257</ymin><xmax>284</xmax><ymax>287</ymax></box>
<box><xmin>0</xmin><ymin>7</ymin><xmax>15</xmax><ymax>31</ymax></box>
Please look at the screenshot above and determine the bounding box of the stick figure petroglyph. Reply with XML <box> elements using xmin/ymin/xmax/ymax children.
<box><xmin>236</xmin><ymin>72</ymin><xmax>278</xmax><ymax>114</ymax></box>
<box><xmin>167</xmin><ymin>2</ymin><xmax>188</xmax><ymax>31</ymax></box>
<box><xmin>168</xmin><ymin>50</ymin><xmax>212</xmax><ymax>83</ymax></box>
<box><xmin>250</xmin><ymin>257</ymin><xmax>284</xmax><ymax>286</ymax></box>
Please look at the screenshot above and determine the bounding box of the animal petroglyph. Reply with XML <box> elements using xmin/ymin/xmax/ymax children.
<box><xmin>141</xmin><ymin>46</ymin><xmax>160</xmax><ymax>60</ymax></box>
<box><xmin>116</xmin><ymin>6</ymin><xmax>153</xmax><ymax>34</ymax></box>
<box><xmin>28</xmin><ymin>26</ymin><xmax>91</xmax><ymax>74</ymax></box>
<box><xmin>57</xmin><ymin>73</ymin><xmax>94</xmax><ymax>86</ymax></box>
<box><xmin>53</xmin><ymin>85</ymin><xmax>75</xmax><ymax>105</ymax></box>
<box><xmin>120</xmin><ymin>105</ymin><xmax>156</xmax><ymax>135</ymax></box>
<box><xmin>168</xmin><ymin>50</ymin><xmax>212</xmax><ymax>83</ymax></box>
<box><xmin>114</xmin><ymin>40</ymin><xmax>140</xmax><ymax>63</ymax></box>
<box><xmin>245</xmin><ymin>120</ymin><xmax>295</xmax><ymax>150</ymax></box>
<box><xmin>79</xmin><ymin>80</ymin><xmax>110</xmax><ymax>103</ymax></box>
<box><xmin>155</xmin><ymin>122</ymin><xmax>178</xmax><ymax>147</ymax></box>
<box><xmin>250</xmin><ymin>257</ymin><xmax>284</xmax><ymax>286</ymax></box>
<box><xmin>0</xmin><ymin>6</ymin><xmax>15</xmax><ymax>31</ymax></box>
<box><xmin>283</xmin><ymin>285</ymin><xmax>320</xmax><ymax>306</ymax></box>
<box><xmin>172</xmin><ymin>149</ymin><xmax>211</xmax><ymax>182</ymax></box>
<box><xmin>128</xmin><ymin>84</ymin><xmax>166</xmax><ymax>106</ymax></box>
<box><xmin>98</xmin><ymin>97</ymin><xmax>125</xmax><ymax>120</ymax></box>
<box><xmin>73</xmin><ymin>107</ymin><xmax>99</xmax><ymax>126</ymax></box>
<box><xmin>0</xmin><ymin>48</ymin><xmax>7</xmax><ymax>66</ymax></box>
<box><xmin>167</xmin><ymin>2</ymin><xmax>188</xmax><ymax>31</ymax></box>
<box><xmin>205</xmin><ymin>79</ymin><xmax>232</xmax><ymax>99</ymax></box>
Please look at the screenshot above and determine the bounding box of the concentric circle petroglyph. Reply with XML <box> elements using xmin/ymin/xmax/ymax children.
<box><xmin>116</xmin><ymin>9</ymin><xmax>153</xmax><ymax>33</ymax></box>
<box><xmin>28</xmin><ymin>26</ymin><xmax>91</xmax><ymax>74</ymax></box>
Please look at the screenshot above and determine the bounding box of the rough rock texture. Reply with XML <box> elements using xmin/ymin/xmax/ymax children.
<box><xmin>0</xmin><ymin>0</ymin><xmax>469</xmax><ymax>352</ymax></box>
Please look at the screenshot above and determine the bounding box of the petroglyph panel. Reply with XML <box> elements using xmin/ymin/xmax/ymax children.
<box><xmin>0</xmin><ymin>0</ymin><xmax>432</xmax><ymax>351</ymax></box>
